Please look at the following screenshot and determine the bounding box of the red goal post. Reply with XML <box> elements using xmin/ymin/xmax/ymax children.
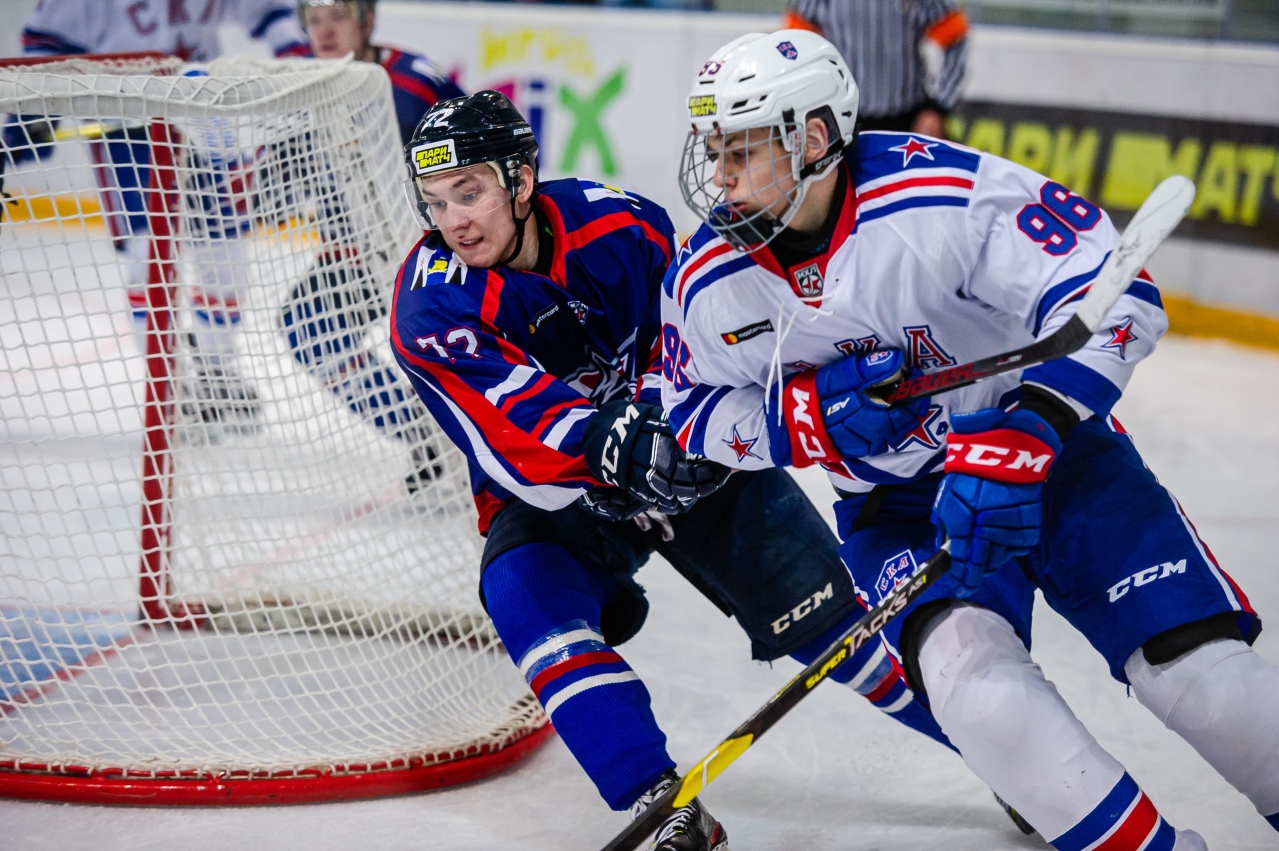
<box><xmin>0</xmin><ymin>51</ymin><xmax>551</xmax><ymax>805</ymax></box>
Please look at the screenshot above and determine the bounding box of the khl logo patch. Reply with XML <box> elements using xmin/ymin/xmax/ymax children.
<box><xmin>793</xmin><ymin>262</ymin><xmax>824</xmax><ymax>298</ymax></box>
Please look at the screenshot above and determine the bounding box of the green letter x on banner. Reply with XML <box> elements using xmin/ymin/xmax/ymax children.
<box><xmin>558</xmin><ymin>68</ymin><xmax>625</xmax><ymax>176</ymax></box>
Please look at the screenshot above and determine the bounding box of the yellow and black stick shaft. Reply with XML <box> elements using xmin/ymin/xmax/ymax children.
<box><xmin>601</xmin><ymin>544</ymin><xmax>953</xmax><ymax>851</ymax></box>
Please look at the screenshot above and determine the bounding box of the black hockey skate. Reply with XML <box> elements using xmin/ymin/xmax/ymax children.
<box><xmin>993</xmin><ymin>790</ymin><xmax>1037</xmax><ymax>835</ymax></box>
<box><xmin>629</xmin><ymin>771</ymin><xmax>729</xmax><ymax>851</ymax></box>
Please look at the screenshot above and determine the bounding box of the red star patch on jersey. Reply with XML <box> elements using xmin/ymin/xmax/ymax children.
<box><xmin>895</xmin><ymin>405</ymin><xmax>946</xmax><ymax>452</ymax></box>
<box><xmin>888</xmin><ymin>137</ymin><xmax>938</xmax><ymax>167</ymax></box>
<box><xmin>1101</xmin><ymin>317</ymin><xmax>1139</xmax><ymax>359</ymax></box>
<box><xmin>722</xmin><ymin>425</ymin><xmax>762</xmax><ymax>462</ymax></box>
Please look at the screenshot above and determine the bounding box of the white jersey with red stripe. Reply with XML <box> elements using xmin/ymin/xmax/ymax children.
<box><xmin>22</xmin><ymin>0</ymin><xmax>308</xmax><ymax>61</ymax></box>
<box><xmin>661</xmin><ymin>131</ymin><xmax>1168</xmax><ymax>493</ymax></box>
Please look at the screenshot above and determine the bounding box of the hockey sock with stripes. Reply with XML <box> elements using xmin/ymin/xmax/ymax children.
<box><xmin>788</xmin><ymin>609</ymin><xmax>953</xmax><ymax>751</ymax></box>
<box><xmin>1126</xmin><ymin>638</ymin><xmax>1279</xmax><ymax>828</ymax></box>
<box><xmin>482</xmin><ymin>542</ymin><xmax>675</xmax><ymax>810</ymax></box>
<box><xmin>1047</xmin><ymin>773</ymin><xmax>1200</xmax><ymax>851</ymax></box>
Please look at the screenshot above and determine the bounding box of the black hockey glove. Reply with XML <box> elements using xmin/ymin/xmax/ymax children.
<box><xmin>576</xmin><ymin>486</ymin><xmax>652</xmax><ymax>523</ymax></box>
<box><xmin>582</xmin><ymin>400</ymin><xmax>731</xmax><ymax>515</ymax></box>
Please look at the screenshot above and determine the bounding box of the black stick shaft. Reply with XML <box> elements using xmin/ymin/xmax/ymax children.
<box><xmin>883</xmin><ymin>314</ymin><xmax>1092</xmax><ymax>405</ymax></box>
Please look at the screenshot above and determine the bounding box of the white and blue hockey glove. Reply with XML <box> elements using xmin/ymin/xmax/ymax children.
<box><xmin>930</xmin><ymin>407</ymin><xmax>1062</xmax><ymax>596</ymax></box>
<box><xmin>775</xmin><ymin>349</ymin><xmax>927</xmax><ymax>467</ymax></box>
<box><xmin>583</xmin><ymin>399</ymin><xmax>731</xmax><ymax>515</ymax></box>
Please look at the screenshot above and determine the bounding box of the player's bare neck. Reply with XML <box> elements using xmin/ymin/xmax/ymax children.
<box><xmin>785</xmin><ymin>166</ymin><xmax>842</xmax><ymax>235</ymax></box>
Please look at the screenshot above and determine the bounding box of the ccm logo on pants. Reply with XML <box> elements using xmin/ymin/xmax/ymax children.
<box><xmin>771</xmin><ymin>583</ymin><xmax>834</xmax><ymax>634</ymax></box>
<box><xmin>1107</xmin><ymin>559</ymin><xmax>1186</xmax><ymax>603</ymax></box>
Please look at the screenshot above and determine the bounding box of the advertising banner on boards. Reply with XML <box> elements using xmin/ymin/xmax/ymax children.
<box><xmin>950</xmin><ymin>101</ymin><xmax>1279</xmax><ymax>251</ymax></box>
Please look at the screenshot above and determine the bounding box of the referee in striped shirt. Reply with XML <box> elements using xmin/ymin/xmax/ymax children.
<box><xmin>783</xmin><ymin>0</ymin><xmax>969</xmax><ymax>138</ymax></box>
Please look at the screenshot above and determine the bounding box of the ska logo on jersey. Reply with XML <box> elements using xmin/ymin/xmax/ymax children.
<box><xmin>776</xmin><ymin>40</ymin><xmax>798</xmax><ymax>60</ymax></box>
<box><xmin>411</xmin><ymin>139</ymin><xmax>456</xmax><ymax>175</ymax></box>
<box><xmin>895</xmin><ymin>404</ymin><xmax>948</xmax><ymax>451</ymax></box>
<box><xmin>876</xmin><ymin>550</ymin><xmax>918</xmax><ymax>601</ymax></box>
<box><xmin>1102</xmin><ymin>317</ymin><xmax>1138</xmax><ymax>359</ymax></box>
<box><xmin>790</xmin><ymin>262</ymin><xmax>825</xmax><ymax>299</ymax></box>
<box><xmin>722</xmin><ymin>425</ymin><xmax>762</xmax><ymax>461</ymax></box>
<box><xmin>721</xmin><ymin>319</ymin><xmax>774</xmax><ymax>345</ymax></box>
<box><xmin>567</xmin><ymin>299</ymin><xmax>590</xmax><ymax>324</ymax></box>
<box><xmin>688</xmin><ymin>95</ymin><xmax>717</xmax><ymax>118</ymax></box>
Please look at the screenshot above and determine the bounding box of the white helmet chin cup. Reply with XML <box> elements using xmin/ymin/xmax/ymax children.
<box><xmin>680</xmin><ymin>29</ymin><xmax>860</xmax><ymax>252</ymax></box>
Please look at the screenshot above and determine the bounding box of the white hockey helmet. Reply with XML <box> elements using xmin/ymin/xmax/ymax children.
<box><xmin>679</xmin><ymin>30</ymin><xmax>859</xmax><ymax>252</ymax></box>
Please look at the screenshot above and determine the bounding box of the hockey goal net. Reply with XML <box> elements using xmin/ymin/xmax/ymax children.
<box><xmin>0</xmin><ymin>52</ymin><xmax>549</xmax><ymax>804</ymax></box>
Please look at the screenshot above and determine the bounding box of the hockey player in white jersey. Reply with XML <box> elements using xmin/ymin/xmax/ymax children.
<box><xmin>9</xmin><ymin>0</ymin><xmax>308</xmax><ymax>428</ymax></box>
<box><xmin>662</xmin><ymin>29</ymin><xmax>1279</xmax><ymax>848</ymax></box>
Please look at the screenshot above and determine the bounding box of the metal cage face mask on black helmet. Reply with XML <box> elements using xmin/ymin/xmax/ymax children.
<box><xmin>402</xmin><ymin>91</ymin><xmax>540</xmax><ymax>233</ymax></box>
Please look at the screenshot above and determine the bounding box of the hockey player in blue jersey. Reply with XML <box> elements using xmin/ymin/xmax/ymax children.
<box><xmin>663</xmin><ymin>29</ymin><xmax>1279</xmax><ymax>848</ymax></box>
<box><xmin>279</xmin><ymin>0</ymin><xmax>467</xmax><ymax>492</ymax></box>
<box><xmin>388</xmin><ymin>91</ymin><xmax>961</xmax><ymax>849</ymax></box>
<box><xmin>296</xmin><ymin>0</ymin><xmax>463</xmax><ymax>145</ymax></box>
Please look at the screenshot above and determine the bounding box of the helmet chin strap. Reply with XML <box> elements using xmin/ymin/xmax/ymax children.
<box><xmin>497</xmin><ymin>196</ymin><xmax>535</xmax><ymax>268</ymax></box>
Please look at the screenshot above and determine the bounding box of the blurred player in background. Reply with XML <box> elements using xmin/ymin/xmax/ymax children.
<box><xmin>783</xmin><ymin>0</ymin><xmax>967</xmax><ymax>138</ymax></box>
<box><xmin>665</xmin><ymin>29</ymin><xmax>1279</xmax><ymax>848</ymax></box>
<box><xmin>278</xmin><ymin>0</ymin><xmax>464</xmax><ymax>492</ymax></box>
<box><xmin>390</xmin><ymin>91</ymin><xmax>964</xmax><ymax>849</ymax></box>
<box><xmin>5</xmin><ymin>0</ymin><xmax>309</xmax><ymax>428</ymax></box>
<box><xmin>295</xmin><ymin>0</ymin><xmax>462</xmax><ymax>145</ymax></box>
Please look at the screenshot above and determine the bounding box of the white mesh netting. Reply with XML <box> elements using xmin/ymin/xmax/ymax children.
<box><xmin>0</xmin><ymin>54</ymin><xmax>546</xmax><ymax>801</ymax></box>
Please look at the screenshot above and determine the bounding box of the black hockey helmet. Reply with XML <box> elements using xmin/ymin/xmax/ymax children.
<box><xmin>403</xmin><ymin>92</ymin><xmax>541</xmax><ymax>265</ymax></box>
<box><xmin>405</xmin><ymin>91</ymin><xmax>539</xmax><ymax>201</ymax></box>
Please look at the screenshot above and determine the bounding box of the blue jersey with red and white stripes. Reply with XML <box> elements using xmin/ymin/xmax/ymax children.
<box><xmin>376</xmin><ymin>46</ymin><xmax>464</xmax><ymax>147</ymax></box>
<box><xmin>391</xmin><ymin>178</ymin><xmax>676</xmax><ymax>533</ymax></box>
<box><xmin>661</xmin><ymin>131</ymin><xmax>1168</xmax><ymax>494</ymax></box>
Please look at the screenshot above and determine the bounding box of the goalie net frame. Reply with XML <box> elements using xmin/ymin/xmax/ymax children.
<box><xmin>0</xmin><ymin>51</ymin><xmax>551</xmax><ymax>805</ymax></box>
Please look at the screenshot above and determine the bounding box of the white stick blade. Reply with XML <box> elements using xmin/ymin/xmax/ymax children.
<box><xmin>1075</xmin><ymin>175</ymin><xmax>1196</xmax><ymax>332</ymax></box>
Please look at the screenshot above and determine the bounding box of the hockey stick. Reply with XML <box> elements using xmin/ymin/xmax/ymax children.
<box><xmin>600</xmin><ymin>174</ymin><xmax>1195</xmax><ymax>851</ymax></box>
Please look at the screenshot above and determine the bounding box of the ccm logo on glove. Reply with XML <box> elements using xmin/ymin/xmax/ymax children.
<box><xmin>944</xmin><ymin>429</ymin><xmax>1056</xmax><ymax>484</ymax></box>
<box><xmin>787</xmin><ymin>379</ymin><xmax>837</xmax><ymax>464</ymax></box>
<box><xmin>598</xmin><ymin>403</ymin><xmax>642</xmax><ymax>483</ymax></box>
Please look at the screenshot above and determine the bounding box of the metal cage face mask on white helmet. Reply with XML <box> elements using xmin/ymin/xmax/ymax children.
<box><xmin>679</xmin><ymin>30</ymin><xmax>860</xmax><ymax>253</ymax></box>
